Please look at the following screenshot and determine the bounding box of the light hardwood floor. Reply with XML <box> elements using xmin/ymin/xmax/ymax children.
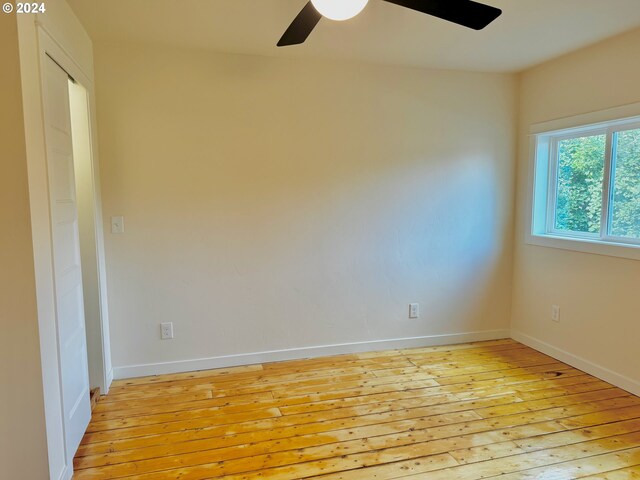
<box><xmin>74</xmin><ymin>339</ymin><xmax>640</xmax><ymax>479</ymax></box>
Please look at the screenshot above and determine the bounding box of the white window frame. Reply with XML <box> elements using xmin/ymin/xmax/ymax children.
<box><xmin>526</xmin><ymin>102</ymin><xmax>640</xmax><ymax>261</ymax></box>
<box><xmin>545</xmin><ymin>127</ymin><xmax>608</xmax><ymax>240</ymax></box>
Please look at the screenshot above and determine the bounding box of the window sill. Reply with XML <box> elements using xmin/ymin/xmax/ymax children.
<box><xmin>525</xmin><ymin>232</ymin><xmax>640</xmax><ymax>261</ymax></box>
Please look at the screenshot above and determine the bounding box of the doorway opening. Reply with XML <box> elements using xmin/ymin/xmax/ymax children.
<box><xmin>68</xmin><ymin>78</ymin><xmax>112</xmax><ymax>398</ymax></box>
<box><xmin>21</xmin><ymin>26</ymin><xmax>113</xmax><ymax>479</ymax></box>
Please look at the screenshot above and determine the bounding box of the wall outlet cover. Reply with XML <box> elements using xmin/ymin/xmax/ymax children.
<box><xmin>161</xmin><ymin>322</ymin><xmax>174</xmax><ymax>340</ymax></box>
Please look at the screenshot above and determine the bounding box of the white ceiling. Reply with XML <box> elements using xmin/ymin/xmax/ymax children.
<box><xmin>67</xmin><ymin>0</ymin><xmax>640</xmax><ymax>72</ymax></box>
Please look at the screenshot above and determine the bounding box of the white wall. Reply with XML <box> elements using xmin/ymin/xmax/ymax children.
<box><xmin>512</xmin><ymin>27</ymin><xmax>640</xmax><ymax>394</ymax></box>
<box><xmin>0</xmin><ymin>12</ymin><xmax>50</xmax><ymax>480</ymax></box>
<box><xmin>94</xmin><ymin>44</ymin><xmax>517</xmax><ymax>377</ymax></box>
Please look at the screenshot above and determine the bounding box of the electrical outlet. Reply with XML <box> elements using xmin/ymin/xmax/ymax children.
<box><xmin>161</xmin><ymin>322</ymin><xmax>174</xmax><ymax>340</ymax></box>
<box><xmin>409</xmin><ymin>303</ymin><xmax>419</xmax><ymax>319</ymax></box>
<box><xmin>551</xmin><ymin>305</ymin><xmax>560</xmax><ymax>323</ymax></box>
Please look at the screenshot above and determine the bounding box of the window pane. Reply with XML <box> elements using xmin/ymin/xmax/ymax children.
<box><xmin>610</xmin><ymin>128</ymin><xmax>640</xmax><ymax>239</ymax></box>
<box><xmin>554</xmin><ymin>134</ymin><xmax>606</xmax><ymax>234</ymax></box>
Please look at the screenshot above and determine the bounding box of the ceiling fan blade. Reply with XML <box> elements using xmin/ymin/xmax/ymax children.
<box><xmin>382</xmin><ymin>0</ymin><xmax>501</xmax><ymax>30</ymax></box>
<box><xmin>277</xmin><ymin>2</ymin><xmax>322</xmax><ymax>47</ymax></box>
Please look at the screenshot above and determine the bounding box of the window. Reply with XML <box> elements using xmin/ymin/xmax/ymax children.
<box><xmin>530</xmin><ymin>115</ymin><xmax>640</xmax><ymax>255</ymax></box>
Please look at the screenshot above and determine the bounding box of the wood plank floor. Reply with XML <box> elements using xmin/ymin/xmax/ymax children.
<box><xmin>73</xmin><ymin>339</ymin><xmax>640</xmax><ymax>479</ymax></box>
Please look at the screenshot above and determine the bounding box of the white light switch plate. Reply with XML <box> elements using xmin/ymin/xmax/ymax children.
<box><xmin>111</xmin><ymin>216</ymin><xmax>124</xmax><ymax>234</ymax></box>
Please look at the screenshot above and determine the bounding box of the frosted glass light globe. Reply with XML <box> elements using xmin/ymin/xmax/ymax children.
<box><xmin>310</xmin><ymin>0</ymin><xmax>369</xmax><ymax>21</ymax></box>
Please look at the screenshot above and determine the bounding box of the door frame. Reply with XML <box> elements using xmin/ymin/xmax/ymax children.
<box><xmin>19</xmin><ymin>20</ymin><xmax>112</xmax><ymax>479</ymax></box>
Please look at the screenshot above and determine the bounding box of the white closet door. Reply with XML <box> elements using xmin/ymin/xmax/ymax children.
<box><xmin>42</xmin><ymin>55</ymin><xmax>91</xmax><ymax>458</ymax></box>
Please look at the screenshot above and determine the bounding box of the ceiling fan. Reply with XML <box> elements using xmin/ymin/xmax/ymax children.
<box><xmin>277</xmin><ymin>0</ymin><xmax>502</xmax><ymax>47</ymax></box>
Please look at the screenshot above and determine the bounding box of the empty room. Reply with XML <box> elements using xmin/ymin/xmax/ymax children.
<box><xmin>2</xmin><ymin>0</ymin><xmax>640</xmax><ymax>478</ymax></box>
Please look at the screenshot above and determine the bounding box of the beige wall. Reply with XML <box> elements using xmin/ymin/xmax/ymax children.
<box><xmin>512</xmin><ymin>28</ymin><xmax>640</xmax><ymax>389</ymax></box>
<box><xmin>0</xmin><ymin>13</ymin><xmax>49</xmax><ymax>479</ymax></box>
<box><xmin>95</xmin><ymin>44</ymin><xmax>517</xmax><ymax>375</ymax></box>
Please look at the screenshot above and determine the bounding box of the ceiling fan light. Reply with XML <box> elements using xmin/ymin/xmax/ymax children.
<box><xmin>310</xmin><ymin>0</ymin><xmax>369</xmax><ymax>21</ymax></box>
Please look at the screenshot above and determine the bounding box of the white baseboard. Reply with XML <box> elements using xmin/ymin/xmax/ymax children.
<box><xmin>113</xmin><ymin>329</ymin><xmax>510</xmax><ymax>379</ymax></box>
<box><xmin>511</xmin><ymin>330</ymin><xmax>640</xmax><ymax>397</ymax></box>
